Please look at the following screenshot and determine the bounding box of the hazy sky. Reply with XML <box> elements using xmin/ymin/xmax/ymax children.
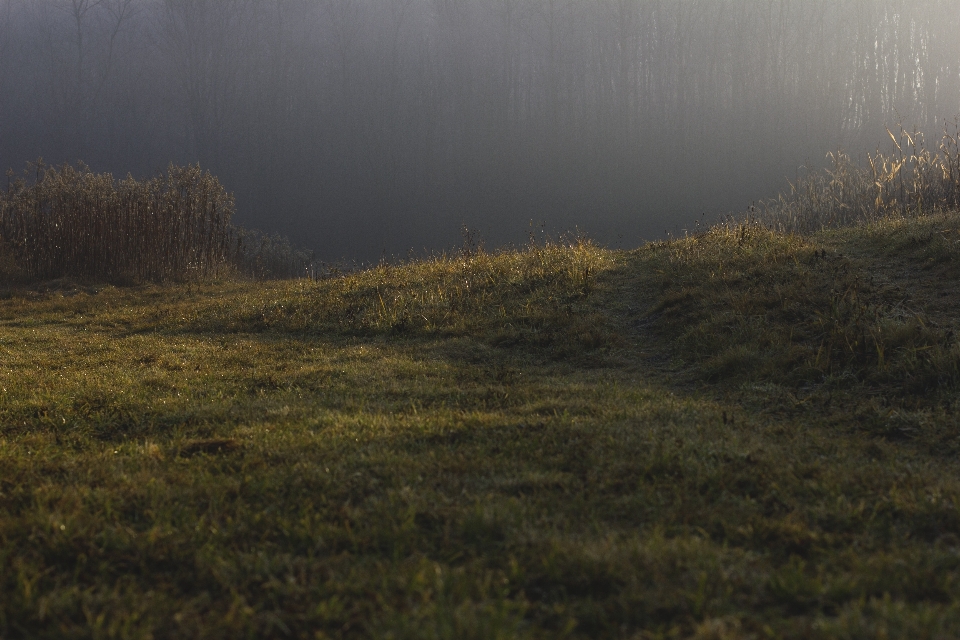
<box><xmin>1</xmin><ymin>0</ymin><xmax>958</xmax><ymax>262</ymax></box>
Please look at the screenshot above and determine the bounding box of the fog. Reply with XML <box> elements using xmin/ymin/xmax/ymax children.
<box><xmin>1</xmin><ymin>0</ymin><xmax>958</xmax><ymax>262</ymax></box>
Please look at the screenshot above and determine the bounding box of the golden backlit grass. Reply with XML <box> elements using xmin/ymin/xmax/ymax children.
<box><xmin>755</xmin><ymin>120</ymin><xmax>960</xmax><ymax>234</ymax></box>
<box><xmin>2</xmin><ymin>227</ymin><xmax>960</xmax><ymax>638</ymax></box>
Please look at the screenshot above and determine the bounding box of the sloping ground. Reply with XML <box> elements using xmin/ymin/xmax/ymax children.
<box><xmin>1</xmin><ymin>216</ymin><xmax>960</xmax><ymax>638</ymax></box>
<box><xmin>619</xmin><ymin>210</ymin><xmax>960</xmax><ymax>442</ymax></box>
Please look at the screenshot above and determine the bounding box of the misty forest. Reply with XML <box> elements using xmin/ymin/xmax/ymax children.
<box><xmin>2</xmin><ymin>0</ymin><xmax>960</xmax><ymax>260</ymax></box>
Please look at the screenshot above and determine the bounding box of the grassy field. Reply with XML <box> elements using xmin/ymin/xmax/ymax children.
<box><xmin>2</xmin><ymin>212</ymin><xmax>960</xmax><ymax>639</ymax></box>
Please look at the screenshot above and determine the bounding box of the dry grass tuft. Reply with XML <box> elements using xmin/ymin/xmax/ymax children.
<box><xmin>753</xmin><ymin>119</ymin><xmax>960</xmax><ymax>234</ymax></box>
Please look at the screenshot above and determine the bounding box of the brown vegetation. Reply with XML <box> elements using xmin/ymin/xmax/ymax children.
<box><xmin>0</xmin><ymin>162</ymin><xmax>233</xmax><ymax>282</ymax></box>
<box><xmin>754</xmin><ymin>120</ymin><xmax>960</xmax><ymax>233</ymax></box>
<box><xmin>0</xmin><ymin>162</ymin><xmax>315</xmax><ymax>283</ymax></box>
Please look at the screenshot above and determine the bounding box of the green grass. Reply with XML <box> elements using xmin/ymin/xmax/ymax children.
<box><xmin>3</xmin><ymin>218</ymin><xmax>960</xmax><ymax>639</ymax></box>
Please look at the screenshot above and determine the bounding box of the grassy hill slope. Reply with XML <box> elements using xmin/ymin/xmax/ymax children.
<box><xmin>2</xmin><ymin>213</ymin><xmax>960</xmax><ymax>638</ymax></box>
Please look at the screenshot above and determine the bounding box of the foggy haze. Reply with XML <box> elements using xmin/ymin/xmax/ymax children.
<box><xmin>1</xmin><ymin>0</ymin><xmax>958</xmax><ymax>262</ymax></box>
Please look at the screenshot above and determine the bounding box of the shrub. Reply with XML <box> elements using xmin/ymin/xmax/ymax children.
<box><xmin>228</xmin><ymin>227</ymin><xmax>316</xmax><ymax>281</ymax></box>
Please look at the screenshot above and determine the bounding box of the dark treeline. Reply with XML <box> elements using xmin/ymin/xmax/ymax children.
<box><xmin>1</xmin><ymin>0</ymin><xmax>958</xmax><ymax>262</ymax></box>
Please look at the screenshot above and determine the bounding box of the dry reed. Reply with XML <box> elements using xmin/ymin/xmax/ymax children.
<box><xmin>0</xmin><ymin>161</ymin><xmax>234</xmax><ymax>282</ymax></box>
<box><xmin>0</xmin><ymin>161</ymin><xmax>318</xmax><ymax>283</ymax></box>
<box><xmin>752</xmin><ymin>119</ymin><xmax>960</xmax><ymax>234</ymax></box>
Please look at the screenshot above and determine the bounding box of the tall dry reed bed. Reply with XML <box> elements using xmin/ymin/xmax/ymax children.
<box><xmin>0</xmin><ymin>162</ymin><xmax>234</xmax><ymax>282</ymax></box>
<box><xmin>754</xmin><ymin>120</ymin><xmax>960</xmax><ymax>233</ymax></box>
